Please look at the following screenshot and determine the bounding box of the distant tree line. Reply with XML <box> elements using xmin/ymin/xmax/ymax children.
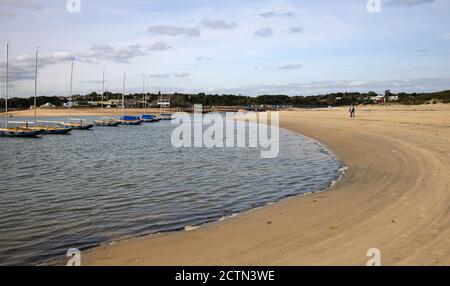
<box><xmin>1</xmin><ymin>89</ymin><xmax>450</xmax><ymax>111</ymax></box>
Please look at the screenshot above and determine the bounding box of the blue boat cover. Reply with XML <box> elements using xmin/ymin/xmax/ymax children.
<box><xmin>141</xmin><ymin>114</ymin><xmax>156</xmax><ymax>119</ymax></box>
<box><xmin>121</xmin><ymin>116</ymin><xmax>140</xmax><ymax>121</ymax></box>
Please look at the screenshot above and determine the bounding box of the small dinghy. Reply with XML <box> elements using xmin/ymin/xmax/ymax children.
<box><xmin>63</xmin><ymin>121</ymin><xmax>94</xmax><ymax>130</ymax></box>
<box><xmin>94</xmin><ymin>119</ymin><xmax>121</xmax><ymax>127</ymax></box>
<box><xmin>159</xmin><ymin>113</ymin><xmax>174</xmax><ymax>121</ymax></box>
<box><xmin>119</xmin><ymin>116</ymin><xmax>143</xmax><ymax>125</ymax></box>
<box><xmin>141</xmin><ymin>114</ymin><xmax>161</xmax><ymax>123</ymax></box>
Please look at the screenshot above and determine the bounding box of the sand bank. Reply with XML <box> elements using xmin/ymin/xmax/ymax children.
<box><xmin>27</xmin><ymin>104</ymin><xmax>449</xmax><ymax>265</ymax></box>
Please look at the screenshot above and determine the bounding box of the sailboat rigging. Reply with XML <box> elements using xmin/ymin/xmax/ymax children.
<box><xmin>94</xmin><ymin>68</ymin><xmax>120</xmax><ymax>127</ymax></box>
<box><xmin>61</xmin><ymin>59</ymin><xmax>94</xmax><ymax>130</ymax></box>
<box><xmin>0</xmin><ymin>42</ymin><xmax>41</xmax><ymax>138</ymax></box>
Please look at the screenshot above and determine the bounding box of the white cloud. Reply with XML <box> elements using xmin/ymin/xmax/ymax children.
<box><xmin>196</xmin><ymin>56</ymin><xmax>213</xmax><ymax>61</ymax></box>
<box><xmin>149</xmin><ymin>73</ymin><xmax>171</xmax><ymax>78</ymax></box>
<box><xmin>254</xmin><ymin>27</ymin><xmax>274</xmax><ymax>38</ymax></box>
<box><xmin>148</xmin><ymin>25</ymin><xmax>200</xmax><ymax>37</ymax></box>
<box><xmin>174</xmin><ymin>72</ymin><xmax>191</xmax><ymax>78</ymax></box>
<box><xmin>1</xmin><ymin>51</ymin><xmax>73</xmax><ymax>82</ymax></box>
<box><xmin>80</xmin><ymin>44</ymin><xmax>147</xmax><ymax>63</ymax></box>
<box><xmin>0</xmin><ymin>0</ymin><xmax>43</xmax><ymax>17</ymax></box>
<box><xmin>200</xmin><ymin>18</ymin><xmax>237</xmax><ymax>30</ymax></box>
<box><xmin>278</xmin><ymin>64</ymin><xmax>302</xmax><ymax>70</ymax></box>
<box><xmin>258</xmin><ymin>11</ymin><xmax>295</xmax><ymax>18</ymax></box>
<box><xmin>288</xmin><ymin>26</ymin><xmax>303</xmax><ymax>34</ymax></box>
<box><xmin>147</xmin><ymin>42</ymin><xmax>173</xmax><ymax>52</ymax></box>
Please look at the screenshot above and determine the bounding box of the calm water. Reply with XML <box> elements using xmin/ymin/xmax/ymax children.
<box><xmin>0</xmin><ymin>115</ymin><xmax>342</xmax><ymax>266</ymax></box>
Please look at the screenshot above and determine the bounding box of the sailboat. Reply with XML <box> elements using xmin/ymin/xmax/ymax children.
<box><xmin>27</xmin><ymin>47</ymin><xmax>72</xmax><ymax>135</ymax></box>
<box><xmin>94</xmin><ymin>68</ymin><xmax>120</xmax><ymax>127</ymax></box>
<box><xmin>119</xmin><ymin>72</ymin><xmax>142</xmax><ymax>125</ymax></box>
<box><xmin>141</xmin><ymin>75</ymin><xmax>160</xmax><ymax>123</ymax></box>
<box><xmin>61</xmin><ymin>60</ymin><xmax>94</xmax><ymax>130</ymax></box>
<box><xmin>0</xmin><ymin>42</ymin><xmax>41</xmax><ymax>138</ymax></box>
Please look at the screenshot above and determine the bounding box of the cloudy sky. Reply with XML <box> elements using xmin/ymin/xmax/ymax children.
<box><xmin>1</xmin><ymin>0</ymin><xmax>450</xmax><ymax>97</ymax></box>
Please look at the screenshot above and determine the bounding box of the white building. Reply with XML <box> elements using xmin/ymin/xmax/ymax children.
<box><xmin>157</xmin><ymin>99</ymin><xmax>171</xmax><ymax>108</ymax></box>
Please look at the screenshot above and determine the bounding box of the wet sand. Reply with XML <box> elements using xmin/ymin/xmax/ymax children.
<box><xmin>8</xmin><ymin>104</ymin><xmax>450</xmax><ymax>265</ymax></box>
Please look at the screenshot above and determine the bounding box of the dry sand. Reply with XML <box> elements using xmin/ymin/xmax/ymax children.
<box><xmin>9</xmin><ymin>104</ymin><xmax>450</xmax><ymax>265</ymax></box>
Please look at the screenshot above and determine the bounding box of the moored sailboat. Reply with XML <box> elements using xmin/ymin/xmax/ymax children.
<box><xmin>60</xmin><ymin>60</ymin><xmax>94</xmax><ymax>130</ymax></box>
<box><xmin>63</xmin><ymin>119</ymin><xmax>94</xmax><ymax>130</ymax></box>
<box><xmin>140</xmin><ymin>75</ymin><xmax>160</xmax><ymax>123</ymax></box>
<box><xmin>0</xmin><ymin>42</ymin><xmax>40</xmax><ymax>138</ymax></box>
<box><xmin>94</xmin><ymin>68</ymin><xmax>120</xmax><ymax>127</ymax></box>
<box><xmin>120</xmin><ymin>115</ymin><xmax>143</xmax><ymax>125</ymax></box>
<box><xmin>118</xmin><ymin>72</ymin><xmax>142</xmax><ymax>125</ymax></box>
<box><xmin>27</xmin><ymin>47</ymin><xmax>72</xmax><ymax>135</ymax></box>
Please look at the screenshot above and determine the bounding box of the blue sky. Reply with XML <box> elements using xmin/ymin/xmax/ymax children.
<box><xmin>1</xmin><ymin>0</ymin><xmax>450</xmax><ymax>97</ymax></box>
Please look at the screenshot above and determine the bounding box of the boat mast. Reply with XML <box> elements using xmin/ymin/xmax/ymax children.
<box><xmin>34</xmin><ymin>47</ymin><xmax>39</xmax><ymax>124</ymax></box>
<box><xmin>101</xmin><ymin>68</ymin><xmax>105</xmax><ymax>120</ymax></box>
<box><xmin>122</xmin><ymin>71</ymin><xmax>126</xmax><ymax>118</ymax></box>
<box><xmin>69</xmin><ymin>59</ymin><xmax>74</xmax><ymax>122</ymax></box>
<box><xmin>5</xmin><ymin>42</ymin><xmax>9</xmax><ymax>128</ymax></box>
<box><xmin>142</xmin><ymin>74</ymin><xmax>146</xmax><ymax>115</ymax></box>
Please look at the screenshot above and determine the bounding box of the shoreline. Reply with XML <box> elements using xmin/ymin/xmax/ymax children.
<box><xmin>9</xmin><ymin>104</ymin><xmax>450</xmax><ymax>265</ymax></box>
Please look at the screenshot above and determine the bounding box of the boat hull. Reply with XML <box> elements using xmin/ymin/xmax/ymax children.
<box><xmin>141</xmin><ymin>115</ymin><xmax>161</xmax><ymax>123</ymax></box>
<box><xmin>63</xmin><ymin>124</ymin><xmax>94</xmax><ymax>130</ymax></box>
<box><xmin>41</xmin><ymin>128</ymin><xmax>72</xmax><ymax>135</ymax></box>
<box><xmin>120</xmin><ymin>120</ymin><xmax>143</xmax><ymax>126</ymax></box>
<box><xmin>142</xmin><ymin>118</ymin><xmax>161</xmax><ymax>123</ymax></box>
<box><xmin>31</xmin><ymin>126</ymin><xmax>72</xmax><ymax>135</ymax></box>
<box><xmin>0</xmin><ymin>128</ymin><xmax>41</xmax><ymax>138</ymax></box>
<box><xmin>94</xmin><ymin>120</ymin><xmax>121</xmax><ymax>127</ymax></box>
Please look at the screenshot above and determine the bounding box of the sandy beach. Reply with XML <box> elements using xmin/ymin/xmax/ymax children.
<box><xmin>8</xmin><ymin>104</ymin><xmax>450</xmax><ymax>265</ymax></box>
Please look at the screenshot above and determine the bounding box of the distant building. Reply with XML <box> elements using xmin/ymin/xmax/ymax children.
<box><xmin>158</xmin><ymin>98</ymin><xmax>171</xmax><ymax>108</ymax></box>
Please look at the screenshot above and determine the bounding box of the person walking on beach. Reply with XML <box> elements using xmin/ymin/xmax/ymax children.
<box><xmin>349</xmin><ymin>105</ymin><xmax>356</xmax><ymax>118</ymax></box>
